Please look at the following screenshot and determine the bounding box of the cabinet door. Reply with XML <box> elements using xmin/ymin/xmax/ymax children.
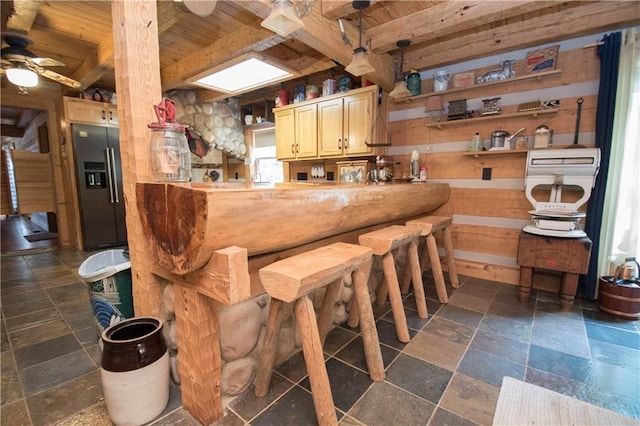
<box><xmin>343</xmin><ymin>90</ymin><xmax>374</xmax><ymax>156</ymax></box>
<box><xmin>317</xmin><ymin>98</ymin><xmax>344</xmax><ymax>157</ymax></box>
<box><xmin>275</xmin><ymin>109</ymin><xmax>296</xmax><ymax>160</ymax></box>
<box><xmin>66</xmin><ymin>100</ymin><xmax>109</xmax><ymax>125</ymax></box>
<box><xmin>295</xmin><ymin>104</ymin><xmax>318</xmax><ymax>159</ymax></box>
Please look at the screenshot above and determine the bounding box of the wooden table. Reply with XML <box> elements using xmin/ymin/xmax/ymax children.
<box><xmin>517</xmin><ymin>231</ymin><xmax>592</xmax><ymax>310</ymax></box>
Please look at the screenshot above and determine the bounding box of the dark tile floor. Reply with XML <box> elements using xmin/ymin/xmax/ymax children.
<box><xmin>1</xmin><ymin>247</ymin><xmax>639</xmax><ymax>425</ymax></box>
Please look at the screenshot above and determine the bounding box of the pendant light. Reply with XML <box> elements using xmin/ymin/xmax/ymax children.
<box><xmin>345</xmin><ymin>1</ymin><xmax>375</xmax><ymax>77</ymax></box>
<box><xmin>261</xmin><ymin>0</ymin><xmax>304</xmax><ymax>37</ymax></box>
<box><xmin>388</xmin><ymin>39</ymin><xmax>412</xmax><ymax>99</ymax></box>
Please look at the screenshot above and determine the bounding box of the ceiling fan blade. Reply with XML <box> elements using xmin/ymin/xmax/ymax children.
<box><xmin>30</xmin><ymin>57</ymin><xmax>66</xmax><ymax>67</ymax></box>
<box><xmin>39</xmin><ymin>68</ymin><xmax>81</xmax><ymax>88</ymax></box>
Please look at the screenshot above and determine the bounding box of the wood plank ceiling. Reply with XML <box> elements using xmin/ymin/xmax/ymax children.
<box><xmin>2</xmin><ymin>0</ymin><xmax>639</xmax><ymax>106</ymax></box>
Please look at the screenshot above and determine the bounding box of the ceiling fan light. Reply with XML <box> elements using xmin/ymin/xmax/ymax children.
<box><xmin>388</xmin><ymin>81</ymin><xmax>412</xmax><ymax>99</ymax></box>
<box><xmin>261</xmin><ymin>0</ymin><xmax>304</xmax><ymax>37</ymax></box>
<box><xmin>6</xmin><ymin>66</ymin><xmax>38</xmax><ymax>87</ymax></box>
<box><xmin>345</xmin><ymin>48</ymin><xmax>375</xmax><ymax>77</ymax></box>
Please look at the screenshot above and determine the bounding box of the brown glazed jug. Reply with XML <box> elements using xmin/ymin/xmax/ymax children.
<box><xmin>101</xmin><ymin>317</ymin><xmax>170</xmax><ymax>425</ymax></box>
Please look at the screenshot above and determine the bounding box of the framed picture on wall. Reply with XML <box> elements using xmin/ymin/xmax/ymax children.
<box><xmin>525</xmin><ymin>45</ymin><xmax>559</xmax><ymax>74</ymax></box>
<box><xmin>453</xmin><ymin>71</ymin><xmax>475</xmax><ymax>88</ymax></box>
<box><xmin>337</xmin><ymin>160</ymin><xmax>368</xmax><ymax>184</ymax></box>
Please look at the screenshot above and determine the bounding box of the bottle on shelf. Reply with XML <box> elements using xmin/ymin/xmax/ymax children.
<box><xmin>419</xmin><ymin>166</ymin><xmax>427</xmax><ymax>182</ymax></box>
<box><xmin>407</xmin><ymin>69</ymin><xmax>421</xmax><ymax>96</ymax></box>
<box><xmin>470</xmin><ymin>132</ymin><xmax>483</xmax><ymax>152</ymax></box>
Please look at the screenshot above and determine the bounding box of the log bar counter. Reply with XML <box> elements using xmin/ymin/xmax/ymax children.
<box><xmin>136</xmin><ymin>181</ymin><xmax>449</xmax><ymax>424</ymax></box>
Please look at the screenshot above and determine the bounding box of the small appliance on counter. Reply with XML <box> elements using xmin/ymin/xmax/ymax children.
<box><xmin>488</xmin><ymin>126</ymin><xmax>525</xmax><ymax>151</ymax></box>
<box><xmin>522</xmin><ymin>148</ymin><xmax>601</xmax><ymax>238</ymax></box>
<box><xmin>534</xmin><ymin>124</ymin><xmax>554</xmax><ymax>149</ymax></box>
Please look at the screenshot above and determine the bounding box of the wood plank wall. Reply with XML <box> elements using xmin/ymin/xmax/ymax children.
<box><xmin>386</xmin><ymin>31</ymin><xmax>608</xmax><ymax>290</ymax></box>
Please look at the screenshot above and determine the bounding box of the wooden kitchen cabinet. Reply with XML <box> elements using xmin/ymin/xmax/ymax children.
<box><xmin>274</xmin><ymin>86</ymin><xmax>378</xmax><ymax>161</ymax></box>
<box><xmin>275</xmin><ymin>109</ymin><xmax>295</xmax><ymax>160</ymax></box>
<box><xmin>275</xmin><ymin>104</ymin><xmax>317</xmax><ymax>160</ymax></box>
<box><xmin>318</xmin><ymin>90</ymin><xmax>374</xmax><ymax>157</ymax></box>
<box><xmin>64</xmin><ymin>97</ymin><xmax>119</xmax><ymax>126</ymax></box>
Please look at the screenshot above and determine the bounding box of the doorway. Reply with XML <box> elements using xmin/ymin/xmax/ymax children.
<box><xmin>0</xmin><ymin>106</ymin><xmax>59</xmax><ymax>254</ymax></box>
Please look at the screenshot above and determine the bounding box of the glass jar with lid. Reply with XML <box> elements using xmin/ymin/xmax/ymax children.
<box><xmin>148</xmin><ymin>98</ymin><xmax>191</xmax><ymax>182</ymax></box>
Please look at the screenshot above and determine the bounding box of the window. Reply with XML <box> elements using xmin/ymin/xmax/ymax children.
<box><xmin>251</xmin><ymin>128</ymin><xmax>283</xmax><ymax>183</ymax></box>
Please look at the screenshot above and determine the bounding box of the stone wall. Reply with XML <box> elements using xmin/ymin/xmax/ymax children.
<box><xmin>169</xmin><ymin>90</ymin><xmax>247</xmax><ymax>160</ymax></box>
<box><xmin>158</xmin><ymin>251</ymin><xmax>406</xmax><ymax>401</ymax></box>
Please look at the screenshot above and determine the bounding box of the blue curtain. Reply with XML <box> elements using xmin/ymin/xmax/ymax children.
<box><xmin>579</xmin><ymin>32</ymin><xmax>622</xmax><ymax>299</ymax></box>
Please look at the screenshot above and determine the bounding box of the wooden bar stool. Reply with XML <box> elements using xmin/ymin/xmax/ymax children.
<box><xmin>404</xmin><ymin>216</ymin><xmax>460</xmax><ymax>304</ymax></box>
<box><xmin>358</xmin><ymin>225</ymin><xmax>428</xmax><ymax>343</ymax></box>
<box><xmin>255</xmin><ymin>242</ymin><xmax>385</xmax><ymax>426</ymax></box>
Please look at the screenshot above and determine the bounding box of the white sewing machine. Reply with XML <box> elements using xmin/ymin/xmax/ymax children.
<box><xmin>523</xmin><ymin>148</ymin><xmax>601</xmax><ymax>238</ymax></box>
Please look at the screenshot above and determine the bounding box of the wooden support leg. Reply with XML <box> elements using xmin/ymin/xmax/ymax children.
<box><xmin>317</xmin><ymin>279</ymin><xmax>342</xmax><ymax>346</ymax></box>
<box><xmin>419</xmin><ymin>239</ymin><xmax>430</xmax><ymax>274</ymax></box>
<box><xmin>518</xmin><ymin>266</ymin><xmax>534</xmax><ymax>303</ymax></box>
<box><xmin>426</xmin><ymin>233</ymin><xmax>448</xmax><ymax>303</ymax></box>
<box><xmin>407</xmin><ymin>240</ymin><xmax>428</xmax><ymax>319</ymax></box>
<box><xmin>347</xmin><ymin>297</ymin><xmax>360</xmax><ymax>328</ymax></box>
<box><xmin>400</xmin><ymin>254</ymin><xmax>412</xmax><ymax>295</ymax></box>
<box><xmin>375</xmin><ymin>274</ymin><xmax>389</xmax><ymax>306</ymax></box>
<box><xmin>174</xmin><ymin>284</ymin><xmax>223</xmax><ymax>425</ymax></box>
<box><xmin>295</xmin><ymin>296</ymin><xmax>338</xmax><ymax>426</ymax></box>
<box><xmin>376</xmin><ymin>247</ymin><xmax>400</xmax><ymax>304</ymax></box>
<box><xmin>382</xmin><ymin>252</ymin><xmax>410</xmax><ymax>343</ymax></box>
<box><xmin>560</xmin><ymin>272</ymin><xmax>579</xmax><ymax>311</ymax></box>
<box><xmin>255</xmin><ymin>298</ymin><xmax>286</xmax><ymax>397</ymax></box>
<box><xmin>442</xmin><ymin>227</ymin><xmax>460</xmax><ymax>288</ymax></box>
<box><xmin>353</xmin><ymin>268</ymin><xmax>384</xmax><ymax>382</ymax></box>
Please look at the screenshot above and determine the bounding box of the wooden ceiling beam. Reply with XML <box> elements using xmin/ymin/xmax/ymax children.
<box><xmin>2</xmin><ymin>0</ymin><xmax>40</xmax><ymax>34</ymax></box>
<box><xmin>320</xmin><ymin>0</ymin><xmax>382</xmax><ymax>21</ymax></box>
<box><xmin>196</xmin><ymin>55</ymin><xmax>337</xmax><ymax>103</ymax></box>
<box><xmin>73</xmin><ymin>31</ymin><xmax>115</xmax><ymax>91</ymax></box>
<box><xmin>72</xmin><ymin>1</ymin><xmax>185</xmax><ymax>91</ymax></box>
<box><xmin>403</xmin><ymin>1</ymin><xmax>640</xmax><ymax>72</ymax></box>
<box><xmin>156</xmin><ymin>1</ymin><xmax>189</xmax><ymax>33</ymax></box>
<box><xmin>368</xmin><ymin>1</ymin><xmax>564</xmax><ymax>54</ymax></box>
<box><xmin>236</xmin><ymin>0</ymin><xmax>395</xmax><ymax>91</ymax></box>
<box><xmin>160</xmin><ymin>20</ymin><xmax>284</xmax><ymax>91</ymax></box>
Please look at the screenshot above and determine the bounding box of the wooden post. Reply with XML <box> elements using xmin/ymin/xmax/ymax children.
<box><xmin>111</xmin><ymin>0</ymin><xmax>163</xmax><ymax>316</ymax></box>
<box><xmin>174</xmin><ymin>284</ymin><xmax>223</xmax><ymax>423</ymax></box>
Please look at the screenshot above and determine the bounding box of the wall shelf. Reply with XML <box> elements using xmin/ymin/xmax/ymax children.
<box><xmin>425</xmin><ymin>108</ymin><xmax>559</xmax><ymax>129</ymax></box>
<box><xmin>462</xmin><ymin>149</ymin><xmax>529</xmax><ymax>158</ymax></box>
<box><xmin>394</xmin><ymin>69</ymin><xmax>562</xmax><ymax>103</ymax></box>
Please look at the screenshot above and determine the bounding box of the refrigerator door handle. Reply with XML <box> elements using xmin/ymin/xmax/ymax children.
<box><xmin>109</xmin><ymin>148</ymin><xmax>120</xmax><ymax>203</ymax></box>
<box><xmin>105</xmin><ymin>148</ymin><xmax>115</xmax><ymax>204</ymax></box>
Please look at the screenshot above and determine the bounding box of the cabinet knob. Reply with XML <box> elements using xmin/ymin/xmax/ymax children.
<box><xmin>344</xmin><ymin>138</ymin><xmax>348</xmax><ymax>149</ymax></box>
<box><xmin>338</xmin><ymin>138</ymin><xmax>342</xmax><ymax>149</ymax></box>
<box><xmin>102</xmin><ymin>110</ymin><xmax>106</xmax><ymax>120</ymax></box>
<box><xmin>291</xmin><ymin>144</ymin><xmax>295</xmax><ymax>154</ymax></box>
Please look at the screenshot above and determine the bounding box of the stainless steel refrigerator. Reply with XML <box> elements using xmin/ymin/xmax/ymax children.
<box><xmin>72</xmin><ymin>124</ymin><xmax>127</xmax><ymax>250</ymax></box>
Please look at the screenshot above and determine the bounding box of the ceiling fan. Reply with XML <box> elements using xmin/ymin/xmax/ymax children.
<box><xmin>1</xmin><ymin>32</ymin><xmax>81</xmax><ymax>90</ymax></box>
